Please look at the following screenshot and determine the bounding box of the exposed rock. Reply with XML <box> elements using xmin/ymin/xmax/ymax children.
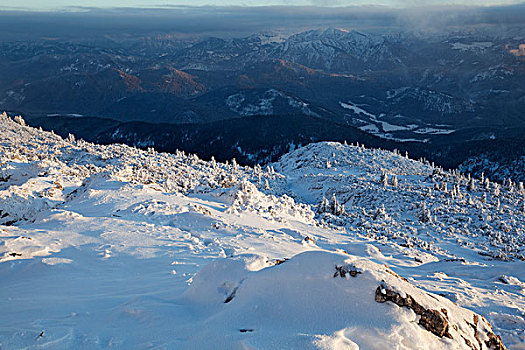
<box><xmin>419</xmin><ymin>308</ymin><xmax>451</xmax><ymax>338</ymax></box>
<box><xmin>375</xmin><ymin>282</ymin><xmax>452</xmax><ymax>338</ymax></box>
<box><xmin>375</xmin><ymin>282</ymin><xmax>507</xmax><ymax>349</ymax></box>
<box><xmin>334</xmin><ymin>264</ymin><xmax>362</xmax><ymax>278</ymax></box>
<box><xmin>273</xmin><ymin>258</ymin><xmax>288</xmax><ymax>266</ymax></box>
<box><xmin>486</xmin><ymin>332</ymin><xmax>507</xmax><ymax>350</ymax></box>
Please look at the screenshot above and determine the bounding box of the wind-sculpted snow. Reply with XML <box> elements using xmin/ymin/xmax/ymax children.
<box><xmin>184</xmin><ymin>251</ymin><xmax>505</xmax><ymax>349</ymax></box>
<box><xmin>0</xmin><ymin>114</ymin><xmax>523</xmax><ymax>349</ymax></box>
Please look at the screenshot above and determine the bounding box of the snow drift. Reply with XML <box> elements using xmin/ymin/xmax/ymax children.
<box><xmin>0</xmin><ymin>113</ymin><xmax>521</xmax><ymax>349</ymax></box>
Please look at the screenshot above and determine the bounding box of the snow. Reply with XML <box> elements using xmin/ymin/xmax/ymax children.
<box><xmin>451</xmin><ymin>42</ymin><xmax>494</xmax><ymax>52</ymax></box>
<box><xmin>358</xmin><ymin>123</ymin><xmax>379</xmax><ymax>133</ymax></box>
<box><xmin>414</xmin><ymin>128</ymin><xmax>455</xmax><ymax>135</ymax></box>
<box><xmin>182</xmin><ymin>250</ymin><xmax>499</xmax><ymax>349</ymax></box>
<box><xmin>357</xmin><ymin>123</ymin><xmax>428</xmax><ymax>143</ymax></box>
<box><xmin>340</xmin><ymin>101</ymin><xmax>376</xmax><ymax>119</ymax></box>
<box><xmin>0</xmin><ymin>113</ymin><xmax>523</xmax><ymax>349</ymax></box>
<box><xmin>47</xmin><ymin>114</ymin><xmax>84</xmax><ymax>117</ymax></box>
<box><xmin>381</xmin><ymin>121</ymin><xmax>411</xmax><ymax>132</ymax></box>
<box><xmin>341</xmin><ymin>101</ymin><xmax>445</xmax><ymax>142</ymax></box>
<box><xmin>226</xmin><ymin>89</ymin><xmax>316</xmax><ymax>117</ymax></box>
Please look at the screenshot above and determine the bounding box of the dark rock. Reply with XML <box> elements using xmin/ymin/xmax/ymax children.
<box><xmin>375</xmin><ymin>283</ymin><xmax>451</xmax><ymax>338</ymax></box>
<box><xmin>303</xmin><ymin>236</ymin><xmax>316</xmax><ymax>244</ymax></box>
<box><xmin>420</xmin><ymin>309</ymin><xmax>451</xmax><ymax>338</ymax></box>
<box><xmin>486</xmin><ymin>333</ymin><xmax>507</xmax><ymax>350</ymax></box>
<box><xmin>273</xmin><ymin>258</ymin><xmax>288</xmax><ymax>266</ymax></box>
<box><xmin>334</xmin><ymin>264</ymin><xmax>362</xmax><ymax>278</ymax></box>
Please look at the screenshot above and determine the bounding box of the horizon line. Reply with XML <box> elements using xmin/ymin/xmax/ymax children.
<box><xmin>2</xmin><ymin>2</ymin><xmax>525</xmax><ymax>14</ymax></box>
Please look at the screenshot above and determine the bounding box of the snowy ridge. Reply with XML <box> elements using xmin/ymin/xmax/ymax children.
<box><xmin>226</xmin><ymin>89</ymin><xmax>317</xmax><ymax>117</ymax></box>
<box><xmin>0</xmin><ymin>113</ymin><xmax>522</xmax><ymax>349</ymax></box>
<box><xmin>276</xmin><ymin>142</ymin><xmax>525</xmax><ymax>261</ymax></box>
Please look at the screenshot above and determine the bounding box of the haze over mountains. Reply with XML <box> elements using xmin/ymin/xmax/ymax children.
<box><xmin>1</xmin><ymin>6</ymin><xmax>524</xmax><ymax>182</ymax></box>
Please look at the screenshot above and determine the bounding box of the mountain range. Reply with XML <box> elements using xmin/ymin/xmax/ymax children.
<box><xmin>1</xmin><ymin>27</ymin><xmax>524</xmax><ymax>182</ymax></box>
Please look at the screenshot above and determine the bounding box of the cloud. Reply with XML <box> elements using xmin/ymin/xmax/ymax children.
<box><xmin>4</xmin><ymin>0</ymin><xmax>525</xmax><ymax>11</ymax></box>
<box><xmin>395</xmin><ymin>3</ymin><xmax>525</xmax><ymax>33</ymax></box>
<box><xmin>0</xmin><ymin>3</ymin><xmax>524</xmax><ymax>41</ymax></box>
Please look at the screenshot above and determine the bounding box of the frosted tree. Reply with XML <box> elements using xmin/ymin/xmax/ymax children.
<box><xmin>264</xmin><ymin>179</ymin><xmax>270</xmax><ymax>191</ymax></box>
<box><xmin>381</xmin><ymin>173</ymin><xmax>388</xmax><ymax>187</ymax></box>
<box><xmin>451</xmin><ymin>184</ymin><xmax>457</xmax><ymax>198</ymax></box>
<box><xmin>329</xmin><ymin>193</ymin><xmax>345</xmax><ymax>216</ymax></box>
<box><xmin>373</xmin><ymin>204</ymin><xmax>387</xmax><ymax>220</ymax></box>
<box><xmin>454</xmin><ymin>183</ymin><xmax>462</xmax><ymax>198</ymax></box>
<box><xmin>418</xmin><ymin>202</ymin><xmax>432</xmax><ymax>223</ymax></box>
<box><xmin>467</xmin><ymin>177</ymin><xmax>476</xmax><ymax>192</ymax></box>
<box><xmin>190</xmin><ymin>153</ymin><xmax>198</xmax><ymax>165</ymax></box>
<box><xmin>14</xmin><ymin>115</ymin><xmax>26</xmax><ymax>126</ymax></box>
<box><xmin>493</xmin><ymin>183</ymin><xmax>500</xmax><ymax>197</ymax></box>
<box><xmin>318</xmin><ymin>197</ymin><xmax>330</xmax><ymax>214</ymax></box>
<box><xmin>67</xmin><ymin>133</ymin><xmax>76</xmax><ymax>143</ymax></box>
<box><xmin>390</xmin><ymin>175</ymin><xmax>398</xmax><ymax>187</ymax></box>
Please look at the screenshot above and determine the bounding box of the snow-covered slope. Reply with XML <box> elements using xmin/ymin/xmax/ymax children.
<box><xmin>0</xmin><ymin>113</ymin><xmax>522</xmax><ymax>349</ymax></box>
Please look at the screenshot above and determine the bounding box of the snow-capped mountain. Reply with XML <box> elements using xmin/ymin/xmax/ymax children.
<box><xmin>252</xmin><ymin>28</ymin><xmax>398</xmax><ymax>72</ymax></box>
<box><xmin>1</xmin><ymin>113</ymin><xmax>523</xmax><ymax>349</ymax></box>
<box><xmin>2</xmin><ymin>26</ymin><xmax>524</xmax><ymax>183</ymax></box>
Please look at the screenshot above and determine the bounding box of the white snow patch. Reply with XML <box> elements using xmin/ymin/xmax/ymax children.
<box><xmin>414</xmin><ymin>128</ymin><xmax>455</xmax><ymax>135</ymax></box>
<box><xmin>340</xmin><ymin>101</ymin><xmax>376</xmax><ymax>119</ymax></box>
<box><xmin>451</xmin><ymin>42</ymin><xmax>493</xmax><ymax>51</ymax></box>
<box><xmin>42</xmin><ymin>257</ymin><xmax>73</xmax><ymax>265</ymax></box>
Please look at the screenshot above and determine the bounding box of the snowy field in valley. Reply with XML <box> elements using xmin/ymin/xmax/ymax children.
<box><xmin>0</xmin><ymin>113</ymin><xmax>523</xmax><ymax>349</ymax></box>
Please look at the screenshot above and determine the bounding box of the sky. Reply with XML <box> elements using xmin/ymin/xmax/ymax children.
<box><xmin>2</xmin><ymin>0</ymin><xmax>525</xmax><ymax>11</ymax></box>
<box><xmin>1</xmin><ymin>0</ymin><xmax>523</xmax><ymax>41</ymax></box>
